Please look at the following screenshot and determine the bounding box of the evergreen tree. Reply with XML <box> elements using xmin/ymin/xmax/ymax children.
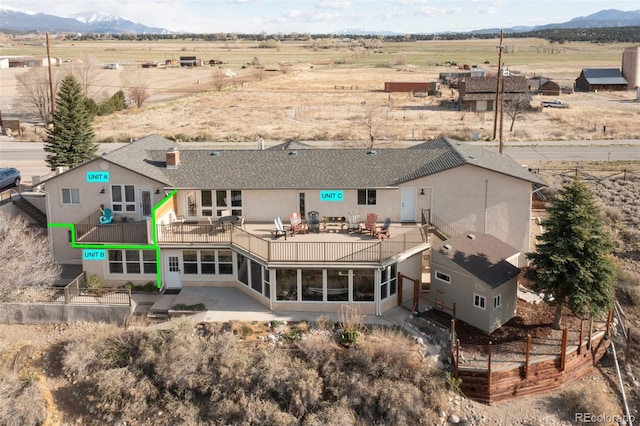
<box><xmin>44</xmin><ymin>74</ymin><xmax>98</xmax><ymax>169</ymax></box>
<box><xmin>525</xmin><ymin>178</ymin><xmax>616</xmax><ymax>329</ymax></box>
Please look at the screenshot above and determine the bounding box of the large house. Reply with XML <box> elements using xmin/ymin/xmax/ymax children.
<box><xmin>41</xmin><ymin>135</ymin><xmax>544</xmax><ymax>316</ymax></box>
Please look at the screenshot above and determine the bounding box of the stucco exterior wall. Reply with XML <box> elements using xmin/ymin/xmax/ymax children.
<box><xmin>412</xmin><ymin>164</ymin><xmax>532</xmax><ymax>265</ymax></box>
<box><xmin>44</xmin><ymin>159</ymin><xmax>166</xmax><ymax>263</ymax></box>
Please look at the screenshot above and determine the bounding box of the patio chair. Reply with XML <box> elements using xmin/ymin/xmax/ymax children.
<box><xmin>207</xmin><ymin>217</ymin><xmax>220</xmax><ymax>235</ymax></box>
<box><xmin>346</xmin><ymin>211</ymin><xmax>361</xmax><ymax>233</ymax></box>
<box><xmin>235</xmin><ymin>215</ymin><xmax>246</xmax><ymax>230</ymax></box>
<box><xmin>373</xmin><ymin>217</ymin><xmax>392</xmax><ymax>240</ymax></box>
<box><xmin>360</xmin><ymin>212</ymin><xmax>377</xmax><ymax>236</ymax></box>
<box><xmin>307</xmin><ymin>211</ymin><xmax>320</xmax><ymax>233</ymax></box>
<box><xmin>99</xmin><ymin>208</ymin><xmax>113</xmax><ymax>225</ymax></box>
<box><xmin>271</xmin><ymin>217</ymin><xmax>287</xmax><ymax>240</ymax></box>
<box><xmin>289</xmin><ymin>212</ymin><xmax>308</xmax><ymax>236</ymax></box>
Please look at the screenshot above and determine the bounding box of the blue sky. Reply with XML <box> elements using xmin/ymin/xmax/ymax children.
<box><xmin>3</xmin><ymin>0</ymin><xmax>639</xmax><ymax>34</ymax></box>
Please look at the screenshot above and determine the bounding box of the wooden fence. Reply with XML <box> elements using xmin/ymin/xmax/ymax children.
<box><xmin>454</xmin><ymin>317</ymin><xmax>612</xmax><ymax>404</ymax></box>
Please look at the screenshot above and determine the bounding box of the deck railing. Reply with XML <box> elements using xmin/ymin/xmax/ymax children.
<box><xmin>76</xmin><ymin>211</ymin><xmax>149</xmax><ymax>244</ymax></box>
<box><xmin>157</xmin><ymin>223</ymin><xmax>429</xmax><ymax>263</ymax></box>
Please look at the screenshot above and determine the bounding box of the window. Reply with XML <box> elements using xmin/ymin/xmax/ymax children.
<box><xmin>327</xmin><ymin>269</ymin><xmax>349</xmax><ymax>302</ymax></box>
<box><xmin>357</xmin><ymin>189</ymin><xmax>376</xmax><ymax>205</ymax></box>
<box><xmin>111</xmin><ymin>185</ymin><xmax>136</xmax><ymax>212</ymax></box>
<box><xmin>276</xmin><ymin>269</ymin><xmax>298</xmax><ymax>301</ymax></box>
<box><xmin>435</xmin><ymin>271</ymin><xmax>451</xmax><ymax>284</ymax></box>
<box><xmin>61</xmin><ymin>188</ymin><xmax>80</xmax><ymax>205</ymax></box>
<box><xmin>353</xmin><ymin>269</ymin><xmax>374</xmax><ymax>302</ymax></box>
<box><xmin>218</xmin><ymin>250</ymin><xmax>233</xmax><ymax>275</ymax></box>
<box><xmin>201</xmin><ymin>191</ymin><xmax>213</xmax><ymax>217</ymax></box>
<box><xmin>183</xmin><ymin>250</ymin><xmax>198</xmax><ymax>274</ymax></box>
<box><xmin>301</xmin><ymin>269</ymin><xmax>323</xmax><ymax>301</ymax></box>
<box><xmin>493</xmin><ymin>294</ymin><xmax>502</xmax><ymax>309</ymax></box>
<box><xmin>108</xmin><ymin>250</ymin><xmax>156</xmax><ymax>274</ymax></box>
<box><xmin>381</xmin><ymin>264</ymin><xmax>398</xmax><ymax>299</ymax></box>
<box><xmin>474</xmin><ymin>294</ymin><xmax>486</xmax><ymax>310</ymax></box>
<box><xmin>201</xmin><ymin>250</ymin><xmax>216</xmax><ymax>274</ymax></box>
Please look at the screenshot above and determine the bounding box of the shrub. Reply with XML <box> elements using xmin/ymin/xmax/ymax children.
<box><xmin>86</xmin><ymin>274</ymin><xmax>104</xmax><ymax>290</ymax></box>
<box><xmin>562</xmin><ymin>382</ymin><xmax>620</xmax><ymax>424</ymax></box>
<box><xmin>0</xmin><ymin>373</ymin><xmax>47</xmax><ymax>426</ymax></box>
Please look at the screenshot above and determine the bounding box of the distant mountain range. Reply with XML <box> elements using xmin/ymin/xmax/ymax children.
<box><xmin>469</xmin><ymin>9</ymin><xmax>640</xmax><ymax>34</ymax></box>
<box><xmin>0</xmin><ymin>7</ymin><xmax>638</xmax><ymax>35</ymax></box>
<box><xmin>0</xmin><ymin>8</ymin><xmax>171</xmax><ymax>34</ymax></box>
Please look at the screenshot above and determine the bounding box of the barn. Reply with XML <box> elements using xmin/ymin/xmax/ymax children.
<box><xmin>539</xmin><ymin>80</ymin><xmax>561</xmax><ymax>96</ymax></box>
<box><xmin>575</xmin><ymin>68</ymin><xmax>628</xmax><ymax>92</ymax></box>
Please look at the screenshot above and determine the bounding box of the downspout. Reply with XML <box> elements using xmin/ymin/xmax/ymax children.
<box><xmin>484</xmin><ymin>179</ymin><xmax>488</xmax><ymax>233</ymax></box>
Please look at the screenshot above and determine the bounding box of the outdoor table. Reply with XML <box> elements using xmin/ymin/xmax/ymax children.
<box><xmin>218</xmin><ymin>215</ymin><xmax>239</xmax><ymax>230</ymax></box>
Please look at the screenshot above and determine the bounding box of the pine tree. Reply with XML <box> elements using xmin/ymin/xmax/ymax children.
<box><xmin>44</xmin><ymin>74</ymin><xmax>98</xmax><ymax>169</ymax></box>
<box><xmin>525</xmin><ymin>178</ymin><xmax>616</xmax><ymax>329</ymax></box>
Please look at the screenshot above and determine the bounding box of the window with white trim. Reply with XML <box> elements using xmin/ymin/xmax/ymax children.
<box><xmin>493</xmin><ymin>294</ymin><xmax>502</xmax><ymax>309</ymax></box>
<box><xmin>357</xmin><ymin>189</ymin><xmax>376</xmax><ymax>205</ymax></box>
<box><xmin>474</xmin><ymin>293</ymin><xmax>486</xmax><ymax>310</ymax></box>
<box><xmin>111</xmin><ymin>185</ymin><xmax>136</xmax><ymax>212</ymax></box>
<box><xmin>435</xmin><ymin>271</ymin><xmax>451</xmax><ymax>284</ymax></box>
<box><xmin>108</xmin><ymin>250</ymin><xmax>156</xmax><ymax>274</ymax></box>
<box><xmin>61</xmin><ymin>188</ymin><xmax>80</xmax><ymax>205</ymax></box>
<box><xmin>181</xmin><ymin>249</ymin><xmax>233</xmax><ymax>275</ymax></box>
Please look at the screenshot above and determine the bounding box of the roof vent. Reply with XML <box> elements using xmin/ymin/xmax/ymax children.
<box><xmin>210</xmin><ymin>151</ymin><xmax>221</xmax><ymax>156</ymax></box>
<box><xmin>468</xmin><ymin>155</ymin><xmax>475</xmax><ymax>159</ymax></box>
<box><xmin>467</xmin><ymin>233</ymin><xmax>476</xmax><ymax>240</ymax></box>
<box><xmin>289</xmin><ymin>150</ymin><xmax>298</xmax><ymax>156</ymax></box>
<box><xmin>366</xmin><ymin>149</ymin><xmax>377</xmax><ymax>155</ymax></box>
<box><xmin>443</xmin><ymin>244</ymin><xmax>452</xmax><ymax>251</ymax></box>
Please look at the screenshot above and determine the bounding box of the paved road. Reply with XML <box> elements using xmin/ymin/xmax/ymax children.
<box><xmin>1</xmin><ymin>140</ymin><xmax>638</xmax><ymax>183</ymax></box>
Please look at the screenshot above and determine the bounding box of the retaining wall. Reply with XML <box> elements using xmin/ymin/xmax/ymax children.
<box><xmin>0</xmin><ymin>303</ymin><xmax>131</xmax><ymax>324</ymax></box>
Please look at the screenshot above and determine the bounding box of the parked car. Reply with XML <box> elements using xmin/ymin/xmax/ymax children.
<box><xmin>541</xmin><ymin>99</ymin><xmax>565</xmax><ymax>108</ymax></box>
<box><xmin>0</xmin><ymin>167</ymin><xmax>21</xmax><ymax>189</ymax></box>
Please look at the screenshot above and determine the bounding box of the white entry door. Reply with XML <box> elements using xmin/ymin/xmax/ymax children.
<box><xmin>400</xmin><ymin>188</ymin><xmax>417</xmax><ymax>222</ymax></box>
<box><xmin>164</xmin><ymin>254</ymin><xmax>182</xmax><ymax>289</ymax></box>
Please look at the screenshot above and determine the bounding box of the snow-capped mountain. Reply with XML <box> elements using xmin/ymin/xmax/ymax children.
<box><xmin>0</xmin><ymin>7</ymin><xmax>172</xmax><ymax>34</ymax></box>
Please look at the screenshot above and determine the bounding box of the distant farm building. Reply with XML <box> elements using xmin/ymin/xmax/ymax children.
<box><xmin>575</xmin><ymin>68</ymin><xmax>628</xmax><ymax>92</ymax></box>
<box><xmin>105</xmin><ymin>62</ymin><xmax>120</xmax><ymax>70</ymax></box>
<box><xmin>6</xmin><ymin>56</ymin><xmax>58</xmax><ymax>68</ymax></box>
<box><xmin>539</xmin><ymin>80</ymin><xmax>561</xmax><ymax>96</ymax></box>
<box><xmin>622</xmin><ymin>45</ymin><xmax>640</xmax><ymax>89</ymax></box>
<box><xmin>384</xmin><ymin>82</ymin><xmax>437</xmax><ymax>95</ymax></box>
<box><xmin>458</xmin><ymin>75</ymin><xmax>529</xmax><ymax>112</ymax></box>
<box><xmin>179</xmin><ymin>56</ymin><xmax>202</xmax><ymax>67</ymax></box>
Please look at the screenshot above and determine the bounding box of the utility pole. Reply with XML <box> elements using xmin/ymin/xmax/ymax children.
<box><xmin>46</xmin><ymin>32</ymin><xmax>55</xmax><ymax>120</ymax></box>
<box><xmin>499</xmin><ymin>79</ymin><xmax>505</xmax><ymax>154</ymax></box>
<box><xmin>492</xmin><ymin>29</ymin><xmax>504</xmax><ymax>141</ymax></box>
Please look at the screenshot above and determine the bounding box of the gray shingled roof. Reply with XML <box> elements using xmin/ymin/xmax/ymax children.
<box><xmin>98</xmin><ymin>135</ymin><xmax>545</xmax><ymax>189</ymax></box>
<box><xmin>435</xmin><ymin>232</ymin><xmax>521</xmax><ymax>288</ymax></box>
<box><xmin>581</xmin><ymin>68</ymin><xmax>628</xmax><ymax>85</ymax></box>
<box><xmin>461</xmin><ymin>75</ymin><xmax>528</xmax><ymax>94</ymax></box>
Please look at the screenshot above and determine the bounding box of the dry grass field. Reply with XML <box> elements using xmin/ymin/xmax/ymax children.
<box><xmin>3</xmin><ymin>37</ymin><xmax>639</xmax><ymax>144</ymax></box>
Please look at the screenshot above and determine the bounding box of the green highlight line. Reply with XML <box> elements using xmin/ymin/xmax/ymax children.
<box><xmin>48</xmin><ymin>188</ymin><xmax>178</xmax><ymax>290</ymax></box>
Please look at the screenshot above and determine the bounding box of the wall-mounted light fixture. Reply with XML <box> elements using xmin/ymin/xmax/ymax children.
<box><xmin>420</xmin><ymin>188</ymin><xmax>425</xmax><ymax>195</ymax></box>
<box><xmin>100</xmin><ymin>187</ymin><xmax>105</xmax><ymax>194</ymax></box>
<box><xmin>155</xmin><ymin>188</ymin><xmax>161</xmax><ymax>194</ymax></box>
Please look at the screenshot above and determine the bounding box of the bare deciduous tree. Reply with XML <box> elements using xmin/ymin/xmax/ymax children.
<box><xmin>505</xmin><ymin>94</ymin><xmax>532</xmax><ymax>132</ymax></box>
<box><xmin>121</xmin><ymin>68</ymin><xmax>150</xmax><ymax>108</ymax></box>
<box><xmin>361</xmin><ymin>104</ymin><xmax>389</xmax><ymax>149</ymax></box>
<box><xmin>72</xmin><ymin>54</ymin><xmax>105</xmax><ymax>99</ymax></box>
<box><xmin>253</xmin><ymin>66</ymin><xmax>266</xmax><ymax>81</ymax></box>
<box><xmin>212</xmin><ymin>67</ymin><xmax>226</xmax><ymax>91</ymax></box>
<box><xmin>0</xmin><ymin>212</ymin><xmax>61</xmax><ymax>301</ymax></box>
<box><xmin>279</xmin><ymin>62</ymin><xmax>292</xmax><ymax>74</ymax></box>
<box><xmin>15</xmin><ymin>67</ymin><xmax>62</xmax><ymax>124</ymax></box>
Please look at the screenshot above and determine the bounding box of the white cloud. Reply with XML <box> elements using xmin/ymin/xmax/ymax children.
<box><xmin>478</xmin><ymin>6</ymin><xmax>498</xmax><ymax>14</ymax></box>
<box><xmin>395</xmin><ymin>0</ymin><xmax>428</xmax><ymax>4</ymax></box>
<box><xmin>317</xmin><ymin>1</ymin><xmax>351</xmax><ymax>9</ymax></box>
<box><xmin>384</xmin><ymin>8</ymin><xmax>407</xmax><ymax>19</ymax></box>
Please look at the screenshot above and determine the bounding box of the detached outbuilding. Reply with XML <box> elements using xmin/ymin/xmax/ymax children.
<box><xmin>430</xmin><ymin>232</ymin><xmax>521</xmax><ymax>334</ymax></box>
<box><xmin>575</xmin><ymin>68</ymin><xmax>628</xmax><ymax>92</ymax></box>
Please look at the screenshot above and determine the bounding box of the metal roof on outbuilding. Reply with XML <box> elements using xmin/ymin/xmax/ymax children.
<box><xmin>581</xmin><ymin>68</ymin><xmax>628</xmax><ymax>85</ymax></box>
